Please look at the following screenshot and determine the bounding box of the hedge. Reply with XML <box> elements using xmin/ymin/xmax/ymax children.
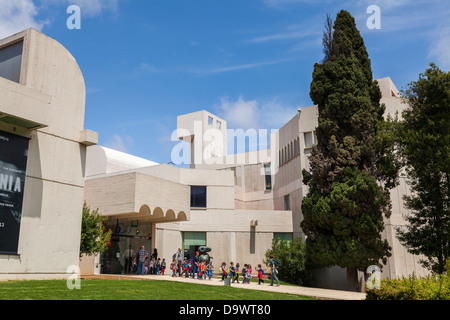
<box><xmin>366</xmin><ymin>273</ymin><xmax>450</xmax><ymax>300</ymax></box>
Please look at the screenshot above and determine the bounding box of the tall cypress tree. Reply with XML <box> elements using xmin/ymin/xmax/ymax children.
<box><xmin>301</xmin><ymin>10</ymin><xmax>398</xmax><ymax>291</ymax></box>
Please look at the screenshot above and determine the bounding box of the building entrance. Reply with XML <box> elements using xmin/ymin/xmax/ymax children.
<box><xmin>101</xmin><ymin>234</ymin><xmax>151</xmax><ymax>274</ymax></box>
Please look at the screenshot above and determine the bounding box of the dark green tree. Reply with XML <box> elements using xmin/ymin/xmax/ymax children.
<box><xmin>80</xmin><ymin>202</ymin><xmax>112</xmax><ymax>258</ymax></box>
<box><xmin>396</xmin><ymin>63</ymin><xmax>450</xmax><ymax>274</ymax></box>
<box><xmin>301</xmin><ymin>10</ymin><xmax>399</xmax><ymax>291</ymax></box>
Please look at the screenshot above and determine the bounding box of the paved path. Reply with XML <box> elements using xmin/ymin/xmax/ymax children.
<box><xmin>83</xmin><ymin>274</ymin><xmax>366</xmax><ymax>300</ymax></box>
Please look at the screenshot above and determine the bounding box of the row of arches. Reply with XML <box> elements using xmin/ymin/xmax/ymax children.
<box><xmin>138</xmin><ymin>205</ymin><xmax>187</xmax><ymax>222</ymax></box>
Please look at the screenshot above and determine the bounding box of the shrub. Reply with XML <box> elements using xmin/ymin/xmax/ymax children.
<box><xmin>264</xmin><ymin>237</ymin><xmax>308</xmax><ymax>285</ymax></box>
<box><xmin>366</xmin><ymin>273</ymin><xmax>450</xmax><ymax>300</ymax></box>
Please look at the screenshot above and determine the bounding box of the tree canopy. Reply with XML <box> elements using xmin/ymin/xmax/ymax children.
<box><xmin>396</xmin><ymin>63</ymin><xmax>450</xmax><ymax>274</ymax></box>
<box><xmin>80</xmin><ymin>202</ymin><xmax>112</xmax><ymax>258</ymax></box>
<box><xmin>301</xmin><ymin>10</ymin><xmax>399</xmax><ymax>290</ymax></box>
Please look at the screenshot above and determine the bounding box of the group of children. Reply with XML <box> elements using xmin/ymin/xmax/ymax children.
<box><xmin>131</xmin><ymin>256</ymin><xmax>167</xmax><ymax>275</ymax></box>
<box><xmin>220</xmin><ymin>262</ymin><xmax>266</xmax><ymax>285</ymax></box>
<box><xmin>135</xmin><ymin>256</ymin><xmax>267</xmax><ymax>285</ymax></box>
<box><xmin>170</xmin><ymin>257</ymin><xmax>215</xmax><ymax>280</ymax></box>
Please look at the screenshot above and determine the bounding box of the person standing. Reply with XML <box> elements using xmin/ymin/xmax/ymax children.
<box><xmin>206</xmin><ymin>261</ymin><xmax>214</xmax><ymax>280</ymax></box>
<box><xmin>220</xmin><ymin>262</ymin><xmax>228</xmax><ymax>281</ymax></box>
<box><xmin>124</xmin><ymin>245</ymin><xmax>135</xmax><ymax>274</ymax></box>
<box><xmin>152</xmin><ymin>248</ymin><xmax>158</xmax><ymax>259</ymax></box>
<box><xmin>137</xmin><ymin>246</ymin><xmax>148</xmax><ymax>275</ymax></box>
<box><xmin>229</xmin><ymin>262</ymin><xmax>236</xmax><ymax>283</ymax></box>
<box><xmin>269</xmin><ymin>254</ymin><xmax>280</xmax><ymax>286</ymax></box>
<box><xmin>161</xmin><ymin>258</ymin><xmax>166</xmax><ymax>275</ymax></box>
<box><xmin>175</xmin><ymin>248</ymin><xmax>183</xmax><ymax>277</ymax></box>
<box><xmin>257</xmin><ymin>264</ymin><xmax>265</xmax><ymax>285</ymax></box>
<box><xmin>192</xmin><ymin>251</ymin><xmax>200</xmax><ymax>279</ymax></box>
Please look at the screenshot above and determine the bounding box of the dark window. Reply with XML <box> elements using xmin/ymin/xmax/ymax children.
<box><xmin>190</xmin><ymin>186</ymin><xmax>207</xmax><ymax>208</ymax></box>
<box><xmin>273</xmin><ymin>233</ymin><xmax>293</xmax><ymax>245</ymax></box>
<box><xmin>284</xmin><ymin>194</ymin><xmax>290</xmax><ymax>210</ymax></box>
<box><xmin>264</xmin><ymin>163</ymin><xmax>272</xmax><ymax>190</ymax></box>
<box><xmin>0</xmin><ymin>41</ymin><xmax>23</xmax><ymax>83</ymax></box>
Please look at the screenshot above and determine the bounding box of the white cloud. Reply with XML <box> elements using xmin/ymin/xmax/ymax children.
<box><xmin>104</xmin><ymin>134</ymin><xmax>134</xmax><ymax>153</ymax></box>
<box><xmin>259</xmin><ymin>98</ymin><xmax>299</xmax><ymax>129</ymax></box>
<box><xmin>0</xmin><ymin>0</ymin><xmax>47</xmax><ymax>38</ymax></box>
<box><xmin>40</xmin><ymin>0</ymin><xmax>121</xmax><ymax>17</ymax></box>
<box><xmin>0</xmin><ymin>0</ymin><xmax>123</xmax><ymax>39</ymax></box>
<box><xmin>215</xmin><ymin>96</ymin><xmax>260</xmax><ymax>130</ymax></box>
<box><xmin>214</xmin><ymin>96</ymin><xmax>298</xmax><ymax>130</ymax></box>
<box><xmin>428</xmin><ymin>26</ymin><xmax>450</xmax><ymax>69</ymax></box>
<box><xmin>62</xmin><ymin>0</ymin><xmax>120</xmax><ymax>17</ymax></box>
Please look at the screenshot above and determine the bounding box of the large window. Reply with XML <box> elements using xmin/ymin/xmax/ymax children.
<box><xmin>190</xmin><ymin>186</ymin><xmax>207</xmax><ymax>208</ymax></box>
<box><xmin>274</xmin><ymin>233</ymin><xmax>293</xmax><ymax>242</ymax></box>
<box><xmin>304</xmin><ymin>132</ymin><xmax>313</xmax><ymax>149</ymax></box>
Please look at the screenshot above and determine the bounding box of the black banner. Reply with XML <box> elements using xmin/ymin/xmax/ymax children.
<box><xmin>0</xmin><ymin>130</ymin><xmax>29</xmax><ymax>255</ymax></box>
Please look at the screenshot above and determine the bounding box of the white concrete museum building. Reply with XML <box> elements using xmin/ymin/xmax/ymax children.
<box><xmin>0</xmin><ymin>29</ymin><xmax>428</xmax><ymax>289</ymax></box>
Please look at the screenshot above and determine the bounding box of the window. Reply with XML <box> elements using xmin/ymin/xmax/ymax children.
<box><xmin>183</xmin><ymin>232</ymin><xmax>206</xmax><ymax>260</ymax></box>
<box><xmin>216</xmin><ymin>120</ymin><xmax>221</xmax><ymax>130</ymax></box>
<box><xmin>190</xmin><ymin>186</ymin><xmax>207</xmax><ymax>208</ymax></box>
<box><xmin>304</xmin><ymin>132</ymin><xmax>313</xmax><ymax>149</ymax></box>
<box><xmin>264</xmin><ymin>163</ymin><xmax>272</xmax><ymax>190</ymax></box>
<box><xmin>208</xmin><ymin>116</ymin><xmax>213</xmax><ymax>125</ymax></box>
<box><xmin>0</xmin><ymin>41</ymin><xmax>23</xmax><ymax>83</ymax></box>
<box><xmin>284</xmin><ymin>194</ymin><xmax>290</xmax><ymax>210</ymax></box>
<box><xmin>274</xmin><ymin>233</ymin><xmax>293</xmax><ymax>242</ymax></box>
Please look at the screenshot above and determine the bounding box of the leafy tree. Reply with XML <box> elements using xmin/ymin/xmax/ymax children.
<box><xmin>80</xmin><ymin>202</ymin><xmax>112</xmax><ymax>258</ymax></box>
<box><xmin>264</xmin><ymin>237</ymin><xmax>308</xmax><ymax>285</ymax></box>
<box><xmin>396</xmin><ymin>63</ymin><xmax>450</xmax><ymax>274</ymax></box>
<box><xmin>301</xmin><ymin>10</ymin><xmax>399</xmax><ymax>291</ymax></box>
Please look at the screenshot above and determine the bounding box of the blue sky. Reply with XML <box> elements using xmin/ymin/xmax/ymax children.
<box><xmin>1</xmin><ymin>0</ymin><xmax>449</xmax><ymax>164</ymax></box>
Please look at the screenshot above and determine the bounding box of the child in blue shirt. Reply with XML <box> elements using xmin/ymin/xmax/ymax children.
<box><xmin>229</xmin><ymin>262</ymin><xmax>236</xmax><ymax>283</ymax></box>
<box><xmin>207</xmin><ymin>261</ymin><xmax>214</xmax><ymax>280</ymax></box>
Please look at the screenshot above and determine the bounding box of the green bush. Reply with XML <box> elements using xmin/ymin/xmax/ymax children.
<box><xmin>366</xmin><ymin>273</ymin><xmax>450</xmax><ymax>300</ymax></box>
<box><xmin>264</xmin><ymin>237</ymin><xmax>308</xmax><ymax>285</ymax></box>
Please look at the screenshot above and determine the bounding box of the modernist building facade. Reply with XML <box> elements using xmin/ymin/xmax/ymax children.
<box><xmin>0</xmin><ymin>29</ymin><xmax>427</xmax><ymax>289</ymax></box>
<box><xmin>81</xmin><ymin>78</ymin><xmax>428</xmax><ymax>289</ymax></box>
<box><xmin>0</xmin><ymin>29</ymin><xmax>97</xmax><ymax>280</ymax></box>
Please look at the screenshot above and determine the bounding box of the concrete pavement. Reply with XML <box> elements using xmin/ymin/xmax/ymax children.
<box><xmin>82</xmin><ymin>273</ymin><xmax>367</xmax><ymax>300</ymax></box>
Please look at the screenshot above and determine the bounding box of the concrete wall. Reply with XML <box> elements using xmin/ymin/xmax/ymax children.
<box><xmin>0</xmin><ymin>29</ymin><xmax>94</xmax><ymax>280</ymax></box>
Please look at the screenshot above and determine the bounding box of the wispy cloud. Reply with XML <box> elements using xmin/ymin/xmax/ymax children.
<box><xmin>249</xmin><ymin>28</ymin><xmax>318</xmax><ymax>43</ymax></box>
<box><xmin>428</xmin><ymin>25</ymin><xmax>450</xmax><ymax>69</ymax></box>
<box><xmin>42</xmin><ymin>0</ymin><xmax>122</xmax><ymax>17</ymax></box>
<box><xmin>104</xmin><ymin>134</ymin><xmax>134</xmax><ymax>153</ymax></box>
<box><xmin>196</xmin><ymin>57</ymin><xmax>298</xmax><ymax>75</ymax></box>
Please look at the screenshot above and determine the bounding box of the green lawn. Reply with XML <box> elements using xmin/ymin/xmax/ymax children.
<box><xmin>0</xmin><ymin>279</ymin><xmax>316</xmax><ymax>300</ymax></box>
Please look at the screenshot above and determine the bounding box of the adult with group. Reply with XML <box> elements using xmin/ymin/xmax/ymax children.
<box><xmin>137</xmin><ymin>245</ymin><xmax>148</xmax><ymax>275</ymax></box>
<box><xmin>269</xmin><ymin>254</ymin><xmax>280</xmax><ymax>287</ymax></box>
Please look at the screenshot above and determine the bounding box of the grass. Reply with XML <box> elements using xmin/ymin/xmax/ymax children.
<box><xmin>0</xmin><ymin>279</ymin><xmax>316</xmax><ymax>300</ymax></box>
